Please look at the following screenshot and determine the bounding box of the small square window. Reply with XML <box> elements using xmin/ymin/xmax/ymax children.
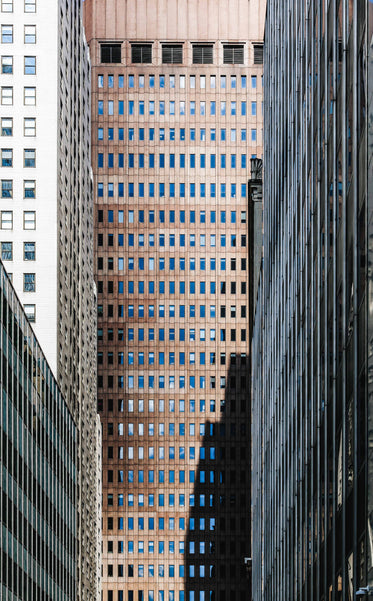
<box><xmin>23</xmin><ymin>211</ymin><xmax>36</xmax><ymax>229</ymax></box>
<box><xmin>162</xmin><ymin>44</ymin><xmax>182</xmax><ymax>64</ymax></box>
<box><xmin>24</xmin><ymin>25</ymin><xmax>36</xmax><ymax>43</ymax></box>
<box><xmin>24</xmin><ymin>86</ymin><xmax>36</xmax><ymax>105</ymax></box>
<box><xmin>1</xmin><ymin>210</ymin><xmax>12</xmax><ymax>229</ymax></box>
<box><xmin>24</xmin><ymin>272</ymin><xmax>35</xmax><ymax>292</ymax></box>
<box><xmin>23</xmin><ymin>303</ymin><xmax>35</xmax><ymax>322</ymax></box>
<box><xmin>1</xmin><ymin>241</ymin><xmax>12</xmax><ymax>260</ymax></box>
<box><xmin>131</xmin><ymin>44</ymin><xmax>152</xmax><ymax>63</ymax></box>
<box><xmin>1</xmin><ymin>55</ymin><xmax>12</xmax><ymax>73</ymax></box>
<box><xmin>1</xmin><ymin>25</ymin><xmax>13</xmax><ymax>43</ymax></box>
<box><xmin>1</xmin><ymin>86</ymin><xmax>13</xmax><ymax>105</ymax></box>
<box><xmin>24</xmin><ymin>0</ymin><xmax>36</xmax><ymax>12</ymax></box>
<box><xmin>24</xmin><ymin>118</ymin><xmax>36</xmax><ymax>136</ymax></box>
<box><xmin>24</xmin><ymin>149</ymin><xmax>35</xmax><ymax>167</ymax></box>
<box><xmin>1</xmin><ymin>118</ymin><xmax>12</xmax><ymax>136</ymax></box>
<box><xmin>24</xmin><ymin>56</ymin><xmax>36</xmax><ymax>74</ymax></box>
<box><xmin>223</xmin><ymin>44</ymin><xmax>244</xmax><ymax>64</ymax></box>
<box><xmin>192</xmin><ymin>44</ymin><xmax>213</xmax><ymax>64</ymax></box>
<box><xmin>100</xmin><ymin>43</ymin><xmax>121</xmax><ymax>63</ymax></box>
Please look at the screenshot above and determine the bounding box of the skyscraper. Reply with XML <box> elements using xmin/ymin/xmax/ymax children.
<box><xmin>0</xmin><ymin>0</ymin><xmax>99</xmax><ymax>599</ymax></box>
<box><xmin>252</xmin><ymin>1</ymin><xmax>373</xmax><ymax>599</ymax></box>
<box><xmin>83</xmin><ymin>1</ymin><xmax>265</xmax><ymax>599</ymax></box>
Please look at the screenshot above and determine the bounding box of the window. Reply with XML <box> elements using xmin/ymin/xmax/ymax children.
<box><xmin>24</xmin><ymin>25</ymin><xmax>36</xmax><ymax>43</ymax></box>
<box><xmin>1</xmin><ymin>241</ymin><xmax>12</xmax><ymax>260</ymax></box>
<box><xmin>24</xmin><ymin>149</ymin><xmax>35</xmax><ymax>167</ymax></box>
<box><xmin>23</xmin><ymin>241</ymin><xmax>35</xmax><ymax>260</ymax></box>
<box><xmin>131</xmin><ymin>44</ymin><xmax>152</xmax><ymax>63</ymax></box>
<box><xmin>1</xmin><ymin>86</ymin><xmax>13</xmax><ymax>105</ymax></box>
<box><xmin>100</xmin><ymin>43</ymin><xmax>121</xmax><ymax>63</ymax></box>
<box><xmin>1</xmin><ymin>210</ymin><xmax>12</xmax><ymax>229</ymax></box>
<box><xmin>1</xmin><ymin>25</ymin><xmax>12</xmax><ymax>42</ymax></box>
<box><xmin>24</xmin><ymin>86</ymin><xmax>36</xmax><ymax>105</ymax></box>
<box><xmin>223</xmin><ymin>44</ymin><xmax>244</xmax><ymax>64</ymax></box>
<box><xmin>23</xmin><ymin>303</ymin><xmax>35</xmax><ymax>322</ymax></box>
<box><xmin>1</xmin><ymin>118</ymin><xmax>12</xmax><ymax>135</ymax></box>
<box><xmin>1</xmin><ymin>179</ymin><xmax>12</xmax><ymax>197</ymax></box>
<box><xmin>1</xmin><ymin>148</ymin><xmax>12</xmax><ymax>166</ymax></box>
<box><xmin>23</xmin><ymin>211</ymin><xmax>35</xmax><ymax>229</ymax></box>
<box><xmin>24</xmin><ymin>0</ymin><xmax>36</xmax><ymax>12</ymax></box>
<box><xmin>253</xmin><ymin>43</ymin><xmax>264</xmax><ymax>64</ymax></box>
<box><xmin>24</xmin><ymin>180</ymin><xmax>35</xmax><ymax>197</ymax></box>
<box><xmin>24</xmin><ymin>56</ymin><xmax>36</xmax><ymax>74</ymax></box>
<box><xmin>1</xmin><ymin>0</ymin><xmax>13</xmax><ymax>12</ymax></box>
<box><xmin>23</xmin><ymin>273</ymin><xmax>35</xmax><ymax>292</ymax></box>
<box><xmin>1</xmin><ymin>55</ymin><xmax>12</xmax><ymax>73</ymax></box>
<box><xmin>24</xmin><ymin>118</ymin><xmax>35</xmax><ymax>136</ymax></box>
<box><xmin>162</xmin><ymin>44</ymin><xmax>182</xmax><ymax>64</ymax></box>
<box><xmin>193</xmin><ymin>44</ymin><xmax>213</xmax><ymax>64</ymax></box>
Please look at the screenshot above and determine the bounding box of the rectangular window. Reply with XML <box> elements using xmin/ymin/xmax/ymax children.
<box><xmin>24</xmin><ymin>148</ymin><xmax>35</xmax><ymax>167</ymax></box>
<box><xmin>24</xmin><ymin>86</ymin><xmax>36</xmax><ymax>105</ymax></box>
<box><xmin>1</xmin><ymin>241</ymin><xmax>12</xmax><ymax>260</ymax></box>
<box><xmin>1</xmin><ymin>118</ymin><xmax>12</xmax><ymax>136</ymax></box>
<box><xmin>24</xmin><ymin>0</ymin><xmax>36</xmax><ymax>12</ymax></box>
<box><xmin>23</xmin><ymin>303</ymin><xmax>35</xmax><ymax>321</ymax></box>
<box><xmin>131</xmin><ymin>44</ymin><xmax>152</xmax><ymax>63</ymax></box>
<box><xmin>1</xmin><ymin>210</ymin><xmax>12</xmax><ymax>229</ymax></box>
<box><xmin>23</xmin><ymin>241</ymin><xmax>35</xmax><ymax>260</ymax></box>
<box><xmin>192</xmin><ymin>44</ymin><xmax>213</xmax><ymax>64</ymax></box>
<box><xmin>24</xmin><ymin>180</ymin><xmax>35</xmax><ymax>197</ymax></box>
<box><xmin>2</xmin><ymin>0</ymin><xmax>13</xmax><ymax>12</ymax></box>
<box><xmin>1</xmin><ymin>24</ymin><xmax>12</xmax><ymax>42</ymax></box>
<box><xmin>162</xmin><ymin>44</ymin><xmax>182</xmax><ymax>64</ymax></box>
<box><xmin>1</xmin><ymin>179</ymin><xmax>12</xmax><ymax>197</ymax></box>
<box><xmin>1</xmin><ymin>148</ymin><xmax>12</xmax><ymax>166</ymax></box>
<box><xmin>24</xmin><ymin>25</ymin><xmax>36</xmax><ymax>43</ymax></box>
<box><xmin>24</xmin><ymin>118</ymin><xmax>36</xmax><ymax>136</ymax></box>
<box><xmin>24</xmin><ymin>56</ymin><xmax>36</xmax><ymax>74</ymax></box>
<box><xmin>101</xmin><ymin>43</ymin><xmax>121</xmax><ymax>63</ymax></box>
<box><xmin>253</xmin><ymin>43</ymin><xmax>264</xmax><ymax>64</ymax></box>
<box><xmin>23</xmin><ymin>211</ymin><xmax>35</xmax><ymax>229</ymax></box>
<box><xmin>223</xmin><ymin>44</ymin><xmax>244</xmax><ymax>64</ymax></box>
<box><xmin>1</xmin><ymin>55</ymin><xmax>12</xmax><ymax>73</ymax></box>
<box><xmin>1</xmin><ymin>86</ymin><xmax>13</xmax><ymax>105</ymax></box>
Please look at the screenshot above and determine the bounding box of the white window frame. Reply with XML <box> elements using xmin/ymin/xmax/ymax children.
<box><xmin>1</xmin><ymin>86</ymin><xmax>13</xmax><ymax>105</ymax></box>
<box><xmin>24</xmin><ymin>86</ymin><xmax>36</xmax><ymax>105</ymax></box>
<box><xmin>1</xmin><ymin>210</ymin><xmax>12</xmax><ymax>229</ymax></box>
<box><xmin>23</xmin><ymin>210</ymin><xmax>36</xmax><ymax>230</ymax></box>
<box><xmin>24</xmin><ymin>118</ymin><xmax>35</xmax><ymax>136</ymax></box>
<box><xmin>24</xmin><ymin>25</ymin><xmax>36</xmax><ymax>43</ymax></box>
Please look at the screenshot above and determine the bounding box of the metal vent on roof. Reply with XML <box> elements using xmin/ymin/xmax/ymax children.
<box><xmin>223</xmin><ymin>45</ymin><xmax>244</xmax><ymax>64</ymax></box>
<box><xmin>131</xmin><ymin>44</ymin><xmax>152</xmax><ymax>64</ymax></box>
<box><xmin>162</xmin><ymin>44</ymin><xmax>183</xmax><ymax>64</ymax></box>
<box><xmin>193</xmin><ymin>44</ymin><xmax>213</xmax><ymax>64</ymax></box>
<box><xmin>253</xmin><ymin>44</ymin><xmax>264</xmax><ymax>64</ymax></box>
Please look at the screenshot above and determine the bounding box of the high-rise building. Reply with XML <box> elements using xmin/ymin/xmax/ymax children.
<box><xmin>0</xmin><ymin>261</ymin><xmax>77</xmax><ymax>600</ymax></box>
<box><xmin>252</xmin><ymin>1</ymin><xmax>373</xmax><ymax>599</ymax></box>
<box><xmin>83</xmin><ymin>1</ymin><xmax>265</xmax><ymax>600</ymax></box>
<box><xmin>0</xmin><ymin>1</ymin><xmax>99</xmax><ymax>599</ymax></box>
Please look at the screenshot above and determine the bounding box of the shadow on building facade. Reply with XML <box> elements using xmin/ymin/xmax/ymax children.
<box><xmin>185</xmin><ymin>359</ymin><xmax>252</xmax><ymax>601</ymax></box>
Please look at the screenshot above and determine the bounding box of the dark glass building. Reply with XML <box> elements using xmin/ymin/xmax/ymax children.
<box><xmin>252</xmin><ymin>1</ymin><xmax>373</xmax><ymax>600</ymax></box>
<box><xmin>0</xmin><ymin>262</ymin><xmax>77</xmax><ymax>600</ymax></box>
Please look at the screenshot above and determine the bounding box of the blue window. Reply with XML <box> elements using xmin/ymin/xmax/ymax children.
<box><xmin>241</xmin><ymin>154</ymin><xmax>246</xmax><ymax>168</ymax></box>
<box><xmin>170</xmin><ymin>183</ymin><xmax>175</xmax><ymax>197</ymax></box>
<box><xmin>118</xmin><ymin>100</ymin><xmax>124</xmax><ymax>115</ymax></box>
<box><xmin>180</xmin><ymin>183</ymin><xmax>185</xmax><ymax>197</ymax></box>
<box><xmin>241</xmin><ymin>183</ymin><xmax>247</xmax><ymax>197</ymax></box>
<box><xmin>241</xmin><ymin>128</ymin><xmax>247</xmax><ymax>141</ymax></box>
<box><xmin>159</xmin><ymin>183</ymin><xmax>165</xmax><ymax>197</ymax></box>
<box><xmin>210</xmin><ymin>101</ymin><xmax>216</xmax><ymax>115</ymax></box>
<box><xmin>190</xmin><ymin>183</ymin><xmax>195</xmax><ymax>197</ymax></box>
<box><xmin>200</xmin><ymin>154</ymin><xmax>205</xmax><ymax>168</ymax></box>
<box><xmin>159</xmin><ymin>154</ymin><xmax>165</xmax><ymax>168</ymax></box>
<box><xmin>231</xmin><ymin>154</ymin><xmax>236</xmax><ymax>168</ymax></box>
<box><xmin>149</xmin><ymin>154</ymin><xmax>154</xmax><ymax>168</ymax></box>
<box><xmin>129</xmin><ymin>183</ymin><xmax>134</xmax><ymax>197</ymax></box>
<box><xmin>149</xmin><ymin>183</ymin><xmax>154</xmax><ymax>197</ymax></box>
<box><xmin>190</xmin><ymin>154</ymin><xmax>195</xmax><ymax>168</ymax></box>
<box><xmin>98</xmin><ymin>101</ymin><xmax>103</xmax><ymax>115</ymax></box>
<box><xmin>128</xmin><ymin>154</ymin><xmax>134</xmax><ymax>168</ymax></box>
<box><xmin>119</xmin><ymin>128</ymin><xmax>124</xmax><ymax>140</ymax></box>
<box><xmin>98</xmin><ymin>153</ymin><xmax>103</xmax><ymax>168</ymax></box>
<box><xmin>180</xmin><ymin>154</ymin><xmax>185</xmax><ymax>168</ymax></box>
<box><xmin>170</xmin><ymin>154</ymin><xmax>175</xmax><ymax>168</ymax></box>
<box><xmin>221</xmin><ymin>128</ymin><xmax>226</xmax><ymax>141</ymax></box>
<box><xmin>251</xmin><ymin>101</ymin><xmax>257</xmax><ymax>115</ymax></box>
<box><xmin>220</xmin><ymin>154</ymin><xmax>226</xmax><ymax>168</ymax></box>
<box><xmin>241</xmin><ymin>101</ymin><xmax>246</xmax><ymax>115</ymax></box>
<box><xmin>149</xmin><ymin>128</ymin><xmax>154</xmax><ymax>140</ymax></box>
<box><xmin>139</xmin><ymin>154</ymin><xmax>144</xmax><ymax>168</ymax></box>
<box><xmin>118</xmin><ymin>154</ymin><xmax>124</xmax><ymax>168</ymax></box>
<box><xmin>139</xmin><ymin>128</ymin><xmax>144</xmax><ymax>140</ymax></box>
<box><xmin>139</xmin><ymin>100</ymin><xmax>145</xmax><ymax>115</ymax></box>
<box><xmin>221</xmin><ymin>183</ymin><xmax>226</xmax><ymax>197</ymax></box>
<box><xmin>180</xmin><ymin>128</ymin><xmax>185</xmax><ymax>140</ymax></box>
<box><xmin>210</xmin><ymin>154</ymin><xmax>216</xmax><ymax>168</ymax></box>
<box><xmin>139</xmin><ymin>183</ymin><xmax>144</xmax><ymax>197</ymax></box>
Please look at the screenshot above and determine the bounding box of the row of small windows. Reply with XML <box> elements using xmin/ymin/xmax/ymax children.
<box><xmin>98</xmin><ymin>395</ymin><xmax>247</xmax><ymax>414</ymax></box>
<box><xmin>106</xmin><ymin>351</ymin><xmax>247</xmax><ymax>369</ymax></box>
<box><xmin>1</xmin><ymin>179</ymin><xmax>36</xmax><ymax>197</ymax></box>
<box><xmin>98</xmin><ymin>209</ymin><xmax>247</xmax><ymax>225</ymax></box>
<box><xmin>0</xmin><ymin>210</ymin><xmax>36</xmax><ymax>229</ymax></box>
<box><xmin>107</xmin><ymin>590</ymin><xmax>245</xmax><ymax>601</ymax></box>
<box><xmin>98</xmin><ymin>100</ymin><xmax>257</xmax><ymax>122</ymax></box>
<box><xmin>1</xmin><ymin>0</ymin><xmax>36</xmax><ymax>12</ymax></box>
<box><xmin>1</xmin><ymin>117</ymin><xmax>36</xmax><ymax>136</ymax></box>
<box><xmin>1</xmin><ymin>240</ymin><xmax>35</xmax><ymax>260</ymax></box>
<box><xmin>98</xmin><ymin>152</ymin><xmax>250</xmax><ymax>170</ymax></box>
<box><xmin>1</xmin><ymin>24</ymin><xmax>36</xmax><ymax>43</ymax></box>
<box><xmin>107</xmin><ymin>421</ymin><xmax>246</xmax><ymax>441</ymax></box>
<box><xmin>98</xmin><ymin>281</ymin><xmax>246</xmax><ymax>300</ymax></box>
<box><xmin>106</xmin><ymin>561</ymin><xmax>213</xmax><ymax>578</ymax></box>
<box><xmin>106</xmin><ymin>489</ymin><xmax>244</xmax><ymax>507</ymax></box>
<box><xmin>1</xmin><ymin>148</ymin><xmax>36</xmax><ymax>167</ymax></box>
<box><xmin>1</xmin><ymin>85</ymin><xmax>36</xmax><ymax>104</ymax></box>
<box><xmin>1</xmin><ymin>55</ymin><xmax>37</xmax><ymax>73</ymax></box>
<box><xmin>97</xmin><ymin>182</ymin><xmax>248</xmax><ymax>199</ymax></box>
<box><xmin>96</xmin><ymin>126</ymin><xmax>252</xmax><ymax>143</ymax></box>
<box><xmin>102</xmin><ymin>374</ymin><xmax>247</xmax><ymax>390</ymax></box>
<box><xmin>101</xmin><ymin>42</ymin><xmax>263</xmax><ymax>65</ymax></box>
<box><xmin>98</xmin><ymin>73</ymin><xmax>258</xmax><ymax>90</ymax></box>
<box><xmin>98</xmin><ymin>303</ymin><xmax>247</xmax><ymax>320</ymax></box>
<box><xmin>99</xmin><ymin>233</ymin><xmax>247</xmax><ymax>250</ymax></box>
